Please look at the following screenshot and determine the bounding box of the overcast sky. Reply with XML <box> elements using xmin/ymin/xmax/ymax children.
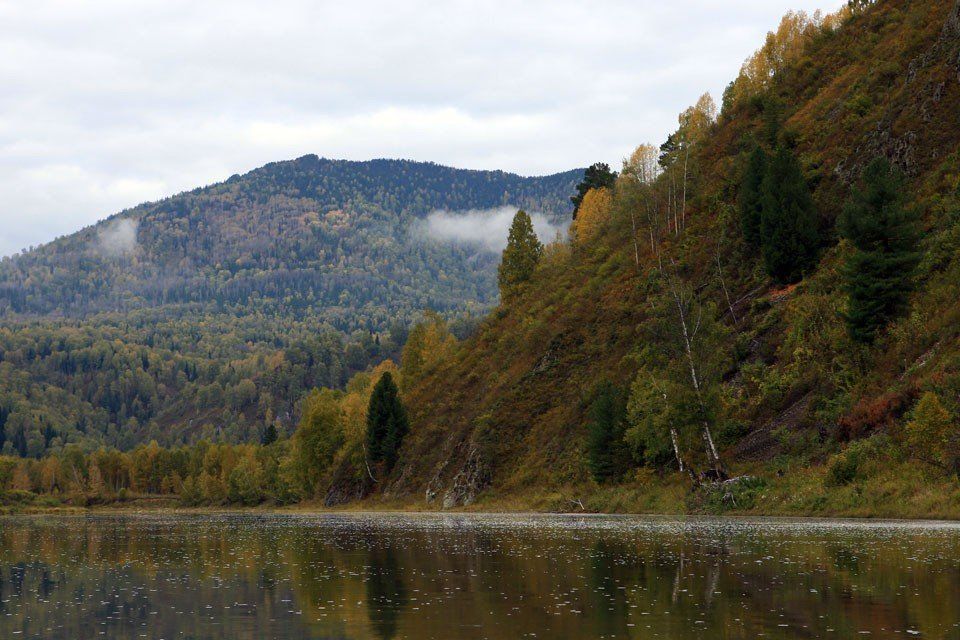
<box><xmin>0</xmin><ymin>0</ymin><xmax>844</xmax><ymax>257</ymax></box>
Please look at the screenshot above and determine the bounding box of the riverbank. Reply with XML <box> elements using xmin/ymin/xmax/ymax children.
<box><xmin>4</xmin><ymin>457</ymin><xmax>960</xmax><ymax>520</ymax></box>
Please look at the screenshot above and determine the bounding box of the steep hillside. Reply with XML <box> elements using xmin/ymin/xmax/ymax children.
<box><xmin>0</xmin><ymin>159</ymin><xmax>580</xmax><ymax>456</ymax></box>
<box><xmin>382</xmin><ymin>0</ymin><xmax>960</xmax><ymax>514</ymax></box>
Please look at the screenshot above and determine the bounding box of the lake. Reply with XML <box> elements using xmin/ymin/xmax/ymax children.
<box><xmin>0</xmin><ymin>513</ymin><xmax>958</xmax><ymax>639</ymax></box>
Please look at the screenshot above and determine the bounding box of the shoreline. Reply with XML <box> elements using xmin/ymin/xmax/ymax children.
<box><xmin>5</xmin><ymin>505</ymin><xmax>960</xmax><ymax>527</ymax></box>
<box><xmin>5</xmin><ymin>456</ymin><xmax>960</xmax><ymax>521</ymax></box>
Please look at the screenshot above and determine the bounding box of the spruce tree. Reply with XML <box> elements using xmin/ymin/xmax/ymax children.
<box><xmin>366</xmin><ymin>372</ymin><xmax>409</xmax><ymax>470</ymax></box>
<box><xmin>260</xmin><ymin>423</ymin><xmax>278</xmax><ymax>446</ymax></box>
<box><xmin>497</xmin><ymin>210</ymin><xmax>543</xmax><ymax>300</ymax></box>
<box><xmin>571</xmin><ymin>163</ymin><xmax>617</xmax><ymax>218</ymax></box>
<box><xmin>739</xmin><ymin>146</ymin><xmax>767</xmax><ymax>247</ymax></box>
<box><xmin>760</xmin><ymin>146</ymin><xmax>820</xmax><ymax>284</ymax></box>
<box><xmin>840</xmin><ymin>158</ymin><xmax>920</xmax><ymax>343</ymax></box>
<box><xmin>586</xmin><ymin>381</ymin><xmax>630</xmax><ymax>484</ymax></box>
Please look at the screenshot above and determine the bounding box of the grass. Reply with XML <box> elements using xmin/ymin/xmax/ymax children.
<box><xmin>5</xmin><ymin>455</ymin><xmax>960</xmax><ymax>521</ymax></box>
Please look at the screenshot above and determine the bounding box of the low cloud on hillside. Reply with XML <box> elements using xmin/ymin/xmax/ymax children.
<box><xmin>95</xmin><ymin>218</ymin><xmax>139</xmax><ymax>257</ymax></box>
<box><xmin>419</xmin><ymin>206</ymin><xmax>566</xmax><ymax>252</ymax></box>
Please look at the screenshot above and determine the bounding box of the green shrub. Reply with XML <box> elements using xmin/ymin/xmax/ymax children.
<box><xmin>826</xmin><ymin>450</ymin><xmax>862</xmax><ymax>486</ymax></box>
<box><xmin>824</xmin><ymin>438</ymin><xmax>887</xmax><ymax>487</ymax></box>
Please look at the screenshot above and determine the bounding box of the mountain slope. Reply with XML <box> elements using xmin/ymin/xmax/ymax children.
<box><xmin>379</xmin><ymin>0</ymin><xmax>960</xmax><ymax>513</ymax></box>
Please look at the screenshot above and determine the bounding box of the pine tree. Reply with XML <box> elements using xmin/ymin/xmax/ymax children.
<box><xmin>739</xmin><ymin>146</ymin><xmax>767</xmax><ymax>247</ymax></box>
<box><xmin>497</xmin><ymin>210</ymin><xmax>543</xmax><ymax>300</ymax></box>
<box><xmin>760</xmin><ymin>146</ymin><xmax>820</xmax><ymax>283</ymax></box>
<box><xmin>840</xmin><ymin>158</ymin><xmax>920</xmax><ymax>343</ymax></box>
<box><xmin>366</xmin><ymin>372</ymin><xmax>409</xmax><ymax>470</ymax></box>
<box><xmin>586</xmin><ymin>381</ymin><xmax>630</xmax><ymax>484</ymax></box>
<box><xmin>571</xmin><ymin>163</ymin><xmax>617</xmax><ymax>218</ymax></box>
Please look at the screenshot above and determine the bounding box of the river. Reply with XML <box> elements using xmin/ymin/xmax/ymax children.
<box><xmin>0</xmin><ymin>513</ymin><xmax>957</xmax><ymax>638</ymax></box>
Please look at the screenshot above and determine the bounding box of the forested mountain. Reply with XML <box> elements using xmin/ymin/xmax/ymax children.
<box><xmin>0</xmin><ymin>159</ymin><xmax>580</xmax><ymax>456</ymax></box>
<box><xmin>1</xmin><ymin>157</ymin><xmax>580</xmax><ymax>325</ymax></box>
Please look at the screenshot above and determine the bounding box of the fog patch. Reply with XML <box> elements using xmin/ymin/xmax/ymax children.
<box><xmin>96</xmin><ymin>218</ymin><xmax>139</xmax><ymax>257</ymax></box>
<box><xmin>419</xmin><ymin>206</ymin><xmax>566</xmax><ymax>252</ymax></box>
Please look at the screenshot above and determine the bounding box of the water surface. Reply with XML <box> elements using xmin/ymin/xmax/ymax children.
<box><xmin>0</xmin><ymin>513</ymin><xmax>958</xmax><ymax>639</ymax></box>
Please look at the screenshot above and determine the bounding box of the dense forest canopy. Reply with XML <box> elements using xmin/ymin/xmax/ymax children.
<box><xmin>0</xmin><ymin>158</ymin><xmax>581</xmax><ymax>457</ymax></box>
<box><xmin>0</xmin><ymin>157</ymin><xmax>580</xmax><ymax>323</ymax></box>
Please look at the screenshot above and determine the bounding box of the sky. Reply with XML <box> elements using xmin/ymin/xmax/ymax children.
<box><xmin>0</xmin><ymin>0</ymin><xmax>844</xmax><ymax>257</ymax></box>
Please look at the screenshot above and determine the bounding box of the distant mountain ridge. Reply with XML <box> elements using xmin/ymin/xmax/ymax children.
<box><xmin>0</xmin><ymin>156</ymin><xmax>582</xmax><ymax>329</ymax></box>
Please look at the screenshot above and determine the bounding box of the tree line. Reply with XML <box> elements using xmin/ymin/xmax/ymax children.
<box><xmin>0</xmin><ymin>313</ymin><xmax>452</xmax><ymax>507</ymax></box>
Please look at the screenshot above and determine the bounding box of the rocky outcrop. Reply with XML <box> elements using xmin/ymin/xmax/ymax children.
<box><xmin>420</xmin><ymin>418</ymin><xmax>495</xmax><ymax>509</ymax></box>
<box><xmin>441</xmin><ymin>442</ymin><xmax>491</xmax><ymax>509</ymax></box>
<box><xmin>840</xmin><ymin>0</ymin><xmax>960</xmax><ymax>182</ymax></box>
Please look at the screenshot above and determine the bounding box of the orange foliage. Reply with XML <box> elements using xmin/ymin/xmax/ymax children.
<box><xmin>837</xmin><ymin>388</ymin><xmax>918</xmax><ymax>441</ymax></box>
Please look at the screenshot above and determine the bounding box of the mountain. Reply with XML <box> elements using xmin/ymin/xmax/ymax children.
<box><xmin>0</xmin><ymin>158</ymin><xmax>582</xmax><ymax>456</ymax></box>
<box><xmin>374</xmin><ymin>0</ymin><xmax>960</xmax><ymax>514</ymax></box>
<box><xmin>0</xmin><ymin>157</ymin><xmax>581</xmax><ymax>327</ymax></box>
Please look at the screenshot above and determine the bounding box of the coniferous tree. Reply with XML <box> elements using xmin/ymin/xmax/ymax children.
<box><xmin>739</xmin><ymin>146</ymin><xmax>767</xmax><ymax>247</ymax></box>
<box><xmin>497</xmin><ymin>210</ymin><xmax>543</xmax><ymax>300</ymax></box>
<box><xmin>260</xmin><ymin>423</ymin><xmax>278</xmax><ymax>446</ymax></box>
<box><xmin>760</xmin><ymin>146</ymin><xmax>820</xmax><ymax>283</ymax></box>
<box><xmin>365</xmin><ymin>372</ymin><xmax>409</xmax><ymax>470</ymax></box>
<box><xmin>840</xmin><ymin>158</ymin><xmax>920</xmax><ymax>343</ymax></box>
<box><xmin>586</xmin><ymin>381</ymin><xmax>630</xmax><ymax>484</ymax></box>
<box><xmin>571</xmin><ymin>163</ymin><xmax>617</xmax><ymax>218</ymax></box>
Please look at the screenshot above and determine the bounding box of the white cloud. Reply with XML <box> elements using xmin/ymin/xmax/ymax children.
<box><xmin>96</xmin><ymin>218</ymin><xmax>139</xmax><ymax>257</ymax></box>
<box><xmin>420</xmin><ymin>206</ymin><xmax>566</xmax><ymax>253</ymax></box>
<box><xmin>0</xmin><ymin>0</ymin><xmax>845</xmax><ymax>256</ymax></box>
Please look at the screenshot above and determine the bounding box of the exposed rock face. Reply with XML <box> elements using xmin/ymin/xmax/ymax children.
<box><xmin>945</xmin><ymin>0</ymin><xmax>960</xmax><ymax>38</ymax></box>
<box><xmin>950</xmin><ymin>1</ymin><xmax>960</xmax><ymax>81</ymax></box>
<box><xmin>441</xmin><ymin>443</ymin><xmax>491</xmax><ymax>508</ymax></box>
<box><xmin>842</xmin><ymin>0</ymin><xmax>960</xmax><ymax>182</ymax></box>
<box><xmin>420</xmin><ymin>422</ymin><xmax>494</xmax><ymax>509</ymax></box>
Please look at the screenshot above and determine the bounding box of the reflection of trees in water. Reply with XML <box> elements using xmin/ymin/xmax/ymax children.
<box><xmin>588</xmin><ymin>538</ymin><xmax>636</xmax><ymax>638</ymax></box>
<box><xmin>365</xmin><ymin>545</ymin><xmax>408</xmax><ymax>640</ymax></box>
<box><xmin>3</xmin><ymin>519</ymin><xmax>960</xmax><ymax>638</ymax></box>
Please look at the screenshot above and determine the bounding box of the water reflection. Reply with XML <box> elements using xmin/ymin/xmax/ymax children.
<box><xmin>0</xmin><ymin>513</ymin><xmax>958</xmax><ymax>638</ymax></box>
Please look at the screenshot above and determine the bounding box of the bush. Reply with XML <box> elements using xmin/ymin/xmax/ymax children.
<box><xmin>824</xmin><ymin>437</ymin><xmax>887</xmax><ymax>486</ymax></box>
<box><xmin>826</xmin><ymin>449</ymin><xmax>862</xmax><ymax>486</ymax></box>
<box><xmin>902</xmin><ymin>392</ymin><xmax>959</xmax><ymax>473</ymax></box>
<box><xmin>0</xmin><ymin>489</ymin><xmax>37</xmax><ymax>506</ymax></box>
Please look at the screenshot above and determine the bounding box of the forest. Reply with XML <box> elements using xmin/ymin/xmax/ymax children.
<box><xmin>0</xmin><ymin>159</ymin><xmax>577</xmax><ymax>457</ymax></box>
<box><xmin>3</xmin><ymin>0</ymin><xmax>960</xmax><ymax>517</ymax></box>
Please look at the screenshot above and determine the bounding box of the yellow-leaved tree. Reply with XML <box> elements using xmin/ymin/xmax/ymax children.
<box><xmin>903</xmin><ymin>392</ymin><xmax>959</xmax><ymax>474</ymax></box>
<box><xmin>400</xmin><ymin>312</ymin><xmax>457</xmax><ymax>391</ymax></box>
<box><xmin>571</xmin><ymin>187</ymin><xmax>614</xmax><ymax>245</ymax></box>
<box><xmin>341</xmin><ymin>360</ymin><xmax>401</xmax><ymax>472</ymax></box>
